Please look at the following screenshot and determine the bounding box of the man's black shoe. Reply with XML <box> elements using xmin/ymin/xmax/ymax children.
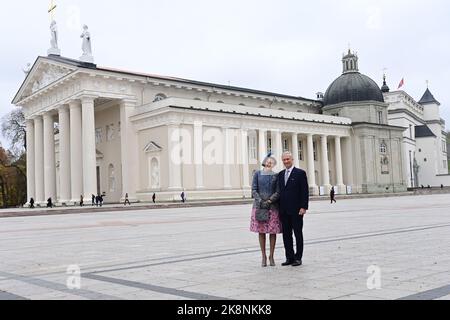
<box><xmin>281</xmin><ymin>261</ymin><xmax>295</xmax><ymax>266</ymax></box>
<box><xmin>292</xmin><ymin>260</ymin><xmax>302</xmax><ymax>267</ymax></box>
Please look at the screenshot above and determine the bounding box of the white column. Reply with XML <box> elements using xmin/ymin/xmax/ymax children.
<box><xmin>291</xmin><ymin>133</ymin><xmax>300</xmax><ymax>168</ymax></box>
<box><xmin>258</xmin><ymin>129</ymin><xmax>267</xmax><ymax>166</ymax></box>
<box><xmin>120</xmin><ymin>99</ymin><xmax>139</xmax><ymax>201</ymax></box>
<box><xmin>69</xmin><ymin>101</ymin><xmax>83</xmax><ymax>203</ymax></box>
<box><xmin>81</xmin><ymin>96</ymin><xmax>97</xmax><ymax>198</ymax></box>
<box><xmin>307</xmin><ymin>134</ymin><xmax>317</xmax><ymax>191</ymax></box>
<box><xmin>223</xmin><ymin>127</ymin><xmax>232</xmax><ymax>189</ymax></box>
<box><xmin>168</xmin><ymin>124</ymin><xmax>183</xmax><ymax>191</ymax></box>
<box><xmin>241</xmin><ymin>129</ymin><xmax>250</xmax><ymax>189</ymax></box>
<box><xmin>321</xmin><ymin>135</ymin><xmax>331</xmax><ymax>190</ymax></box>
<box><xmin>43</xmin><ymin>112</ymin><xmax>56</xmax><ymax>201</ymax></box>
<box><xmin>194</xmin><ymin>122</ymin><xmax>204</xmax><ymax>190</ymax></box>
<box><xmin>34</xmin><ymin>116</ymin><xmax>44</xmax><ymax>204</ymax></box>
<box><xmin>26</xmin><ymin>120</ymin><xmax>35</xmax><ymax>203</ymax></box>
<box><xmin>334</xmin><ymin>136</ymin><xmax>345</xmax><ymax>192</ymax></box>
<box><xmin>58</xmin><ymin>106</ymin><xmax>71</xmax><ymax>203</ymax></box>
<box><xmin>343</xmin><ymin>137</ymin><xmax>354</xmax><ymax>188</ymax></box>
<box><xmin>272</xmin><ymin>130</ymin><xmax>283</xmax><ymax>171</ymax></box>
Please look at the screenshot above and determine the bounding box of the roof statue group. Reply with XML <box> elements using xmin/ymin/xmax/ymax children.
<box><xmin>47</xmin><ymin>20</ymin><xmax>94</xmax><ymax>63</ymax></box>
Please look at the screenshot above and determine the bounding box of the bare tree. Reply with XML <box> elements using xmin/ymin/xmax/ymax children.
<box><xmin>1</xmin><ymin>108</ymin><xmax>26</xmax><ymax>156</ymax></box>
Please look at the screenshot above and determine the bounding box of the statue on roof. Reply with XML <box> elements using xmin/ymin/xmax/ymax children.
<box><xmin>80</xmin><ymin>25</ymin><xmax>94</xmax><ymax>63</ymax></box>
<box><xmin>81</xmin><ymin>25</ymin><xmax>92</xmax><ymax>56</ymax></box>
<box><xmin>47</xmin><ymin>20</ymin><xmax>61</xmax><ymax>56</ymax></box>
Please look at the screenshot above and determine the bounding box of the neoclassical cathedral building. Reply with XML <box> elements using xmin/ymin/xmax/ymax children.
<box><xmin>13</xmin><ymin>49</ymin><xmax>449</xmax><ymax>205</ymax></box>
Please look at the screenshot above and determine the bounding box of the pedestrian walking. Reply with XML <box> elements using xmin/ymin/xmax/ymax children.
<box><xmin>330</xmin><ymin>187</ymin><xmax>337</xmax><ymax>204</ymax></box>
<box><xmin>124</xmin><ymin>193</ymin><xmax>131</xmax><ymax>206</ymax></box>
<box><xmin>29</xmin><ymin>198</ymin><xmax>35</xmax><ymax>209</ymax></box>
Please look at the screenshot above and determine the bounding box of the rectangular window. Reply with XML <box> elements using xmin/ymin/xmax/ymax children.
<box><xmin>313</xmin><ymin>142</ymin><xmax>317</xmax><ymax>161</ymax></box>
<box><xmin>249</xmin><ymin>136</ymin><xmax>257</xmax><ymax>160</ymax></box>
<box><xmin>327</xmin><ymin>142</ymin><xmax>331</xmax><ymax>161</ymax></box>
<box><xmin>267</xmin><ymin>137</ymin><xmax>272</xmax><ymax>154</ymax></box>
<box><xmin>283</xmin><ymin>139</ymin><xmax>289</xmax><ymax>152</ymax></box>
<box><xmin>298</xmin><ymin>140</ymin><xmax>304</xmax><ymax>161</ymax></box>
<box><xmin>378</xmin><ymin>111</ymin><xmax>383</xmax><ymax>124</ymax></box>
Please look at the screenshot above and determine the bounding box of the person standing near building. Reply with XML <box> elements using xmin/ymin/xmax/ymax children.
<box><xmin>330</xmin><ymin>187</ymin><xmax>337</xmax><ymax>204</ymax></box>
<box><xmin>80</xmin><ymin>195</ymin><xmax>84</xmax><ymax>207</ymax></box>
<box><xmin>124</xmin><ymin>193</ymin><xmax>131</xmax><ymax>206</ymax></box>
<box><xmin>29</xmin><ymin>198</ymin><xmax>35</xmax><ymax>209</ymax></box>
<box><xmin>181</xmin><ymin>192</ymin><xmax>186</xmax><ymax>203</ymax></box>
<box><xmin>99</xmin><ymin>194</ymin><xmax>105</xmax><ymax>207</ymax></box>
<box><xmin>152</xmin><ymin>193</ymin><xmax>156</xmax><ymax>204</ymax></box>
<box><xmin>250</xmin><ymin>156</ymin><xmax>282</xmax><ymax>268</ymax></box>
<box><xmin>278</xmin><ymin>152</ymin><xmax>309</xmax><ymax>267</ymax></box>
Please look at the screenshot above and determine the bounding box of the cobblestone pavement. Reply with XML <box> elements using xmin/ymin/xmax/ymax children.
<box><xmin>0</xmin><ymin>194</ymin><xmax>449</xmax><ymax>300</ymax></box>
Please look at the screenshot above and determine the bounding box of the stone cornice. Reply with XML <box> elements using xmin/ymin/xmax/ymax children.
<box><xmin>131</xmin><ymin>97</ymin><xmax>351</xmax><ymax>126</ymax></box>
<box><xmin>322</xmin><ymin>100</ymin><xmax>388</xmax><ymax>111</ymax></box>
<box><xmin>352</xmin><ymin>122</ymin><xmax>407</xmax><ymax>132</ymax></box>
<box><xmin>384</xmin><ymin>90</ymin><xmax>424</xmax><ymax>115</ymax></box>
<box><xmin>388</xmin><ymin>108</ymin><xmax>426</xmax><ymax>125</ymax></box>
<box><xmin>131</xmin><ymin>106</ymin><xmax>351</xmax><ymax>137</ymax></box>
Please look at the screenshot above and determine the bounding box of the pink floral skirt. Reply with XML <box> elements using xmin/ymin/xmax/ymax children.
<box><xmin>250</xmin><ymin>208</ymin><xmax>282</xmax><ymax>234</ymax></box>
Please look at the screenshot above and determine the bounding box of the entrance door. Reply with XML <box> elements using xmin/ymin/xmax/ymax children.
<box><xmin>96</xmin><ymin>166</ymin><xmax>101</xmax><ymax>196</ymax></box>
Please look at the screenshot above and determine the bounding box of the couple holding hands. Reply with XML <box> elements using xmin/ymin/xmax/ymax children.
<box><xmin>250</xmin><ymin>151</ymin><xmax>309</xmax><ymax>268</ymax></box>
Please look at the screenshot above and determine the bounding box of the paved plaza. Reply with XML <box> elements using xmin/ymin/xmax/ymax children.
<box><xmin>0</xmin><ymin>194</ymin><xmax>449</xmax><ymax>300</ymax></box>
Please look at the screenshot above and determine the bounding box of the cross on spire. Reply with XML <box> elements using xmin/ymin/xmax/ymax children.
<box><xmin>48</xmin><ymin>0</ymin><xmax>57</xmax><ymax>20</ymax></box>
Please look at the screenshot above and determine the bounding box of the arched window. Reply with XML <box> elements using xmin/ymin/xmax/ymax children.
<box><xmin>108</xmin><ymin>164</ymin><xmax>116</xmax><ymax>192</ymax></box>
<box><xmin>153</xmin><ymin>93</ymin><xmax>167</xmax><ymax>102</ymax></box>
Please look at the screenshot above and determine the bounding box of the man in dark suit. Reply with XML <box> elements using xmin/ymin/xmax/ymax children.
<box><xmin>278</xmin><ymin>152</ymin><xmax>309</xmax><ymax>267</ymax></box>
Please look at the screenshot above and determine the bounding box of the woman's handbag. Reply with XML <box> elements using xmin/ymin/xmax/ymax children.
<box><xmin>255</xmin><ymin>201</ymin><xmax>270</xmax><ymax>222</ymax></box>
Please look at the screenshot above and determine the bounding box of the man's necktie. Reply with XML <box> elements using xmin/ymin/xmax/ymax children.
<box><xmin>285</xmin><ymin>170</ymin><xmax>290</xmax><ymax>186</ymax></box>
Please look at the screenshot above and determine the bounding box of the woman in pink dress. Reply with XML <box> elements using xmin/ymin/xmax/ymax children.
<box><xmin>250</xmin><ymin>156</ymin><xmax>282</xmax><ymax>267</ymax></box>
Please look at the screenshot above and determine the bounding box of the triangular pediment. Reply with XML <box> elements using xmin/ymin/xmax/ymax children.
<box><xmin>12</xmin><ymin>56</ymin><xmax>78</xmax><ymax>104</ymax></box>
<box><xmin>144</xmin><ymin>141</ymin><xmax>163</xmax><ymax>153</ymax></box>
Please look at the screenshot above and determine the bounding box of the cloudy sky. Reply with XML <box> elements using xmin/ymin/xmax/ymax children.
<box><xmin>1</xmin><ymin>0</ymin><xmax>449</xmax><ymax>148</ymax></box>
